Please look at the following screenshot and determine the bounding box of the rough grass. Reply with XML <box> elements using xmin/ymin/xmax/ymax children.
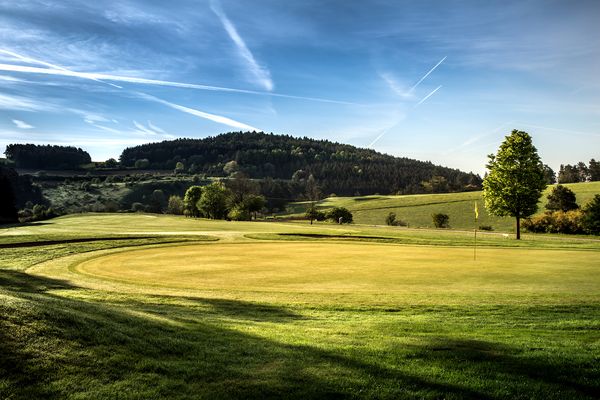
<box><xmin>285</xmin><ymin>181</ymin><xmax>600</xmax><ymax>231</ymax></box>
<box><xmin>1</xmin><ymin>214</ymin><xmax>599</xmax><ymax>399</ymax></box>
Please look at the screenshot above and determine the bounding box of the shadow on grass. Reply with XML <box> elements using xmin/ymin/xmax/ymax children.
<box><xmin>1</xmin><ymin>270</ymin><xmax>597</xmax><ymax>399</ymax></box>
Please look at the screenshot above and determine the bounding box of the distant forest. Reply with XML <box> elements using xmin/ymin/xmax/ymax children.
<box><xmin>4</xmin><ymin>144</ymin><xmax>91</xmax><ymax>170</ymax></box>
<box><xmin>120</xmin><ymin>131</ymin><xmax>481</xmax><ymax>195</ymax></box>
<box><xmin>557</xmin><ymin>160</ymin><xmax>600</xmax><ymax>183</ymax></box>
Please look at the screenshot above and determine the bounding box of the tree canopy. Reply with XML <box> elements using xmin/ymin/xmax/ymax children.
<box><xmin>119</xmin><ymin>131</ymin><xmax>481</xmax><ymax>196</ymax></box>
<box><xmin>483</xmin><ymin>130</ymin><xmax>546</xmax><ymax>239</ymax></box>
<box><xmin>4</xmin><ymin>144</ymin><xmax>91</xmax><ymax>169</ymax></box>
<box><xmin>545</xmin><ymin>185</ymin><xmax>578</xmax><ymax>212</ymax></box>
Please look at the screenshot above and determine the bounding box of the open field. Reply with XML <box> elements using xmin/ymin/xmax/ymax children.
<box><xmin>285</xmin><ymin>181</ymin><xmax>600</xmax><ymax>231</ymax></box>
<box><xmin>1</xmin><ymin>214</ymin><xmax>599</xmax><ymax>399</ymax></box>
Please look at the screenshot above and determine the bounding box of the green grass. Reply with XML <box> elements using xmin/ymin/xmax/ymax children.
<box><xmin>286</xmin><ymin>181</ymin><xmax>600</xmax><ymax>232</ymax></box>
<box><xmin>1</xmin><ymin>214</ymin><xmax>599</xmax><ymax>399</ymax></box>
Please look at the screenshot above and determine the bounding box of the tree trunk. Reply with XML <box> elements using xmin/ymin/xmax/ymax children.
<box><xmin>516</xmin><ymin>215</ymin><xmax>521</xmax><ymax>240</ymax></box>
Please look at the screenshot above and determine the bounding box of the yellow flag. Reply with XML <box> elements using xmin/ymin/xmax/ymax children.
<box><xmin>474</xmin><ymin>201</ymin><xmax>479</xmax><ymax>220</ymax></box>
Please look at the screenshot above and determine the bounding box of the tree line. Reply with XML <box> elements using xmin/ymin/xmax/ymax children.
<box><xmin>557</xmin><ymin>160</ymin><xmax>600</xmax><ymax>183</ymax></box>
<box><xmin>4</xmin><ymin>144</ymin><xmax>92</xmax><ymax>170</ymax></box>
<box><xmin>119</xmin><ymin>131</ymin><xmax>481</xmax><ymax>196</ymax></box>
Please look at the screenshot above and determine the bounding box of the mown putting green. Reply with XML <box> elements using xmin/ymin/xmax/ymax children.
<box><xmin>70</xmin><ymin>242</ymin><xmax>599</xmax><ymax>304</ymax></box>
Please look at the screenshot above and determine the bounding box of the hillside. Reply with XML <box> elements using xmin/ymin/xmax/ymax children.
<box><xmin>287</xmin><ymin>181</ymin><xmax>600</xmax><ymax>232</ymax></box>
<box><xmin>119</xmin><ymin>131</ymin><xmax>481</xmax><ymax>196</ymax></box>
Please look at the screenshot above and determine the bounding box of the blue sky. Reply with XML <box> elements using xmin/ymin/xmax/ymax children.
<box><xmin>0</xmin><ymin>0</ymin><xmax>598</xmax><ymax>174</ymax></box>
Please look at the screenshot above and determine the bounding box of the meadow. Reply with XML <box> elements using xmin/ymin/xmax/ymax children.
<box><xmin>286</xmin><ymin>181</ymin><xmax>600</xmax><ymax>231</ymax></box>
<box><xmin>1</xmin><ymin>213</ymin><xmax>599</xmax><ymax>399</ymax></box>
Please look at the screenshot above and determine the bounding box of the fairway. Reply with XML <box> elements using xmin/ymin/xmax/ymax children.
<box><xmin>72</xmin><ymin>242</ymin><xmax>598</xmax><ymax>302</ymax></box>
<box><xmin>2</xmin><ymin>214</ymin><xmax>599</xmax><ymax>399</ymax></box>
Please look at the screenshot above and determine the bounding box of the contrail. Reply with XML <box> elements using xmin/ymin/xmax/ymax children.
<box><xmin>210</xmin><ymin>0</ymin><xmax>273</xmax><ymax>91</ymax></box>
<box><xmin>409</xmin><ymin>56</ymin><xmax>446</xmax><ymax>94</ymax></box>
<box><xmin>0</xmin><ymin>49</ymin><xmax>122</xmax><ymax>88</ymax></box>
<box><xmin>415</xmin><ymin>85</ymin><xmax>442</xmax><ymax>107</ymax></box>
<box><xmin>367</xmin><ymin>128</ymin><xmax>389</xmax><ymax>148</ymax></box>
<box><xmin>0</xmin><ymin>62</ymin><xmax>353</xmax><ymax>104</ymax></box>
<box><xmin>0</xmin><ymin>51</ymin><xmax>262</xmax><ymax>131</ymax></box>
<box><xmin>137</xmin><ymin>92</ymin><xmax>261</xmax><ymax>131</ymax></box>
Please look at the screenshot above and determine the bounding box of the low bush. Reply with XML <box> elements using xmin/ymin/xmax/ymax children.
<box><xmin>432</xmin><ymin>213</ymin><xmax>449</xmax><ymax>228</ymax></box>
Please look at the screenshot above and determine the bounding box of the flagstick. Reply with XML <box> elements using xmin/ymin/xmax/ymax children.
<box><xmin>474</xmin><ymin>227</ymin><xmax>477</xmax><ymax>261</ymax></box>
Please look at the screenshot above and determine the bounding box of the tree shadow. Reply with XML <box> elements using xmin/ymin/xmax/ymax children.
<box><xmin>406</xmin><ymin>337</ymin><xmax>599</xmax><ymax>398</ymax></box>
<box><xmin>1</xmin><ymin>270</ymin><xmax>597</xmax><ymax>399</ymax></box>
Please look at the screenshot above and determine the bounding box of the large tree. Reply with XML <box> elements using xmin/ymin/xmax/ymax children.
<box><xmin>197</xmin><ymin>182</ymin><xmax>229</xmax><ymax>219</ymax></box>
<box><xmin>483</xmin><ymin>130</ymin><xmax>546</xmax><ymax>239</ymax></box>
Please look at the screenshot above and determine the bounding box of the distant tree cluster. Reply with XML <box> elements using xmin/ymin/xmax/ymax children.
<box><xmin>0</xmin><ymin>166</ymin><xmax>47</xmax><ymax>224</ymax></box>
<box><xmin>181</xmin><ymin>176</ymin><xmax>267</xmax><ymax>221</ymax></box>
<box><xmin>119</xmin><ymin>131</ymin><xmax>481</xmax><ymax>196</ymax></box>
<box><xmin>5</xmin><ymin>144</ymin><xmax>92</xmax><ymax>170</ymax></box>
<box><xmin>557</xmin><ymin>159</ymin><xmax>600</xmax><ymax>183</ymax></box>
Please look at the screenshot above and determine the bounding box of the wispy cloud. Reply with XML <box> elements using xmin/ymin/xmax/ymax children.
<box><xmin>415</xmin><ymin>85</ymin><xmax>442</xmax><ymax>106</ymax></box>
<box><xmin>137</xmin><ymin>93</ymin><xmax>260</xmax><ymax>131</ymax></box>
<box><xmin>0</xmin><ymin>92</ymin><xmax>56</xmax><ymax>112</ymax></box>
<box><xmin>148</xmin><ymin>121</ymin><xmax>166</xmax><ymax>134</ymax></box>
<box><xmin>210</xmin><ymin>0</ymin><xmax>274</xmax><ymax>91</ymax></box>
<box><xmin>12</xmin><ymin>119</ymin><xmax>34</xmax><ymax>129</ymax></box>
<box><xmin>0</xmin><ymin>61</ymin><xmax>351</xmax><ymax>104</ymax></box>
<box><xmin>379</xmin><ymin>72</ymin><xmax>413</xmax><ymax>99</ymax></box>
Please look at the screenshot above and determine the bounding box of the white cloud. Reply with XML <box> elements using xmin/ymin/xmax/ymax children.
<box><xmin>210</xmin><ymin>0</ymin><xmax>274</xmax><ymax>91</ymax></box>
<box><xmin>148</xmin><ymin>121</ymin><xmax>166</xmax><ymax>134</ymax></box>
<box><xmin>0</xmin><ymin>92</ymin><xmax>56</xmax><ymax>112</ymax></box>
<box><xmin>12</xmin><ymin>119</ymin><xmax>34</xmax><ymax>129</ymax></box>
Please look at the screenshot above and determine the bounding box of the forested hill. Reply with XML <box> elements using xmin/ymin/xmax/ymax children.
<box><xmin>120</xmin><ymin>131</ymin><xmax>481</xmax><ymax>195</ymax></box>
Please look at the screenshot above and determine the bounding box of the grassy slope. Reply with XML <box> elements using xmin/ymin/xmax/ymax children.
<box><xmin>287</xmin><ymin>181</ymin><xmax>600</xmax><ymax>232</ymax></box>
<box><xmin>1</xmin><ymin>214</ymin><xmax>599</xmax><ymax>399</ymax></box>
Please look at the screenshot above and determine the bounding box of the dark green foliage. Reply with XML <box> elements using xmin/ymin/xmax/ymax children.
<box><xmin>543</xmin><ymin>164</ymin><xmax>556</xmax><ymax>184</ymax></box>
<box><xmin>589</xmin><ymin>159</ymin><xmax>600</xmax><ymax>181</ymax></box>
<box><xmin>4</xmin><ymin>143</ymin><xmax>91</xmax><ymax>169</ymax></box>
<box><xmin>148</xmin><ymin>189</ymin><xmax>167</xmax><ymax>213</ymax></box>
<box><xmin>582</xmin><ymin>194</ymin><xmax>600</xmax><ymax>235</ymax></box>
<box><xmin>243</xmin><ymin>194</ymin><xmax>266</xmax><ymax>219</ymax></box>
<box><xmin>325</xmin><ymin>207</ymin><xmax>353</xmax><ymax>223</ymax></box>
<box><xmin>478</xmin><ymin>225</ymin><xmax>493</xmax><ymax>231</ymax></box>
<box><xmin>119</xmin><ymin>132</ymin><xmax>481</xmax><ymax>196</ymax></box>
<box><xmin>546</xmin><ymin>185</ymin><xmax>578</xmax><ymax>212</ymax></box>
<box><xmin>197</xmin><ymin>182</ymin><xmax>230</xmax><ymax>219</ymax></box>
<box><xmin>385</xmin><ymin>212</ymin><xmax>397</xmax><ymax>226</ymax></box>
<box><xmin>166</xmin><ymin>195</ymin><xmax>184</xmax><ymax>215</ymax></box>
<box><xmin>305</xmin><ymin>205</ymin><xmax>326</xmax><ymax>224</ymax></box>
<box><xmin>0</xmin><ymin>167</ymin><xmax>18</xmax><ymax>223</ymax></box>
<box><xmin>134</xmin><ymin>158</ymin><xmax>150</xmax><ymax>169</ymax></box>
<box><xmin>523</xmin><ymin>210</ymin><xmax>585</xmax><ymax>234</ymax></box>
<box><xmin>385</xmin><ymin>212</ymin><xmax>408</xmax><ymax>227</ymax></box>
<box><xmin>184</xmin><ymin>186</ymin><xmax>203</xmax><ymax>217</ymax></box>
<box><xmin>131</xmin><ymin>202</ymin><xmax>145</xmax><ymax>212</ymax></box>
<box><xmin>0</xmin><ymin>166</ymin><xmax>45</xmax><ymax>209</ymax></box>
<box><xmin>432</xmin><ymin>213</ymin><xmax>450</xmax><ymax>228</ymax></box>
<box><xmin>558</xmin><ymin>159</ymin><xmax>600</xmax><ymax>183</ymax></box>
<box><xmin>483</xmin><ymin>130</ymin><xmax>547</xmax><ymax>239</ymax></box>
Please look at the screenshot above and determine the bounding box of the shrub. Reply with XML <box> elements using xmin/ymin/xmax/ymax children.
<box><xmin>546</xmin><ymin>185</ymin><xmax>578</xmax><ymax>212</ymax></box>
<box><xmin>228</xmin><ymin>205</ymin><xmax>251</xmax><ymax>221</ymax></box>
<box><xmin>582</xmin><ymin>194</ymin><xmax>600</xmax><ymax>235</ymax></box>
<box><xmin>385</xmin><ymin>212</ymin><xmax>396</xmax><ymax>226</ymax></box>
<box><xmin>131</xmin><ymin>202</ymin><xmax>145</xmax><ymax>212</ymax></box>
<box><xmin>478</xmin><ymin>225</ymin><xmax>493</xmax><ymax>231</ymax></box>
<box><xmin>385</xmin><ymin>212</ymin><xmax>407</xmax><ymax>227</ymax></box>
<box><xmin>305</xmin><ymin>206</ymin><xmax>326</xmax><ymax>223</ymax></box>
<box><xmin>432</xmin><ymin>213</ymin><xmax>449</xmax><ymax>228</ymax></box>
<box><xmin>325</xmin><ymin>207</ymin><xmax>353</xmax><ymax>224</ymax></box>
<box><xmin>166</xmin><ymin>195</ymin><xmax>184</xmax><ymax>215</ymax></box>
<box><xmin>523</xmin><ymin>210</ymin><xmax>585</xmax><ymax>234</ymax></box>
